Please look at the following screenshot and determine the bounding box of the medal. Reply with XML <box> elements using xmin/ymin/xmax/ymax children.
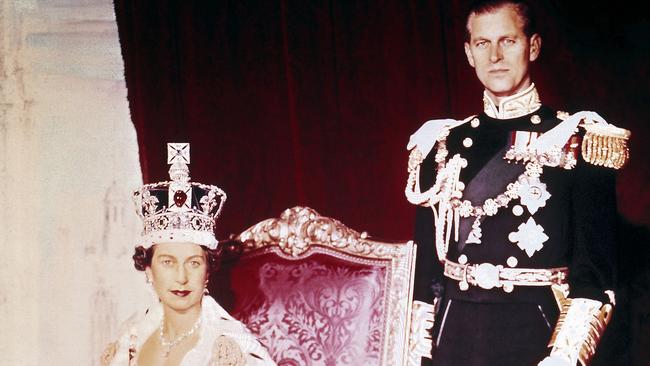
<box><xmin>466</xmin><ymin>217</ymin><xmax>483</xmax><ymax>244</ymax></box>
<box><xmin>517</xmin><ymin>175</ymin><xmax>551</xmax><ymax>214</ymax></box>
<box><xmin>508</xmin><ymin>217</ymin><xmax>549</xmax><ymax>257</ymax></box>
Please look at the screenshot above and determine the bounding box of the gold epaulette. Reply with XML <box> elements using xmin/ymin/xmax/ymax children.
<box><xmin>581</xmin><ymin>122</ymin><xmax>631</xmax><ymax>169</ymax></box>
<box><xmin>548</xmin><ymin>286</ymin><xmax>614</xmax><ymax>366</ymax></box>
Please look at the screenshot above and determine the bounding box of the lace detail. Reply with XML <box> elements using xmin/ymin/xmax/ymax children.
<box><xmin>212</xmin><ymin>335</ymin><xmax>246</xmax><ymax>366</ymax></box>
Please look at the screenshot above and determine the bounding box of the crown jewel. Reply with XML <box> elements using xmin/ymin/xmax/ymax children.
<box><xmin>133</xmin><ymin>143</ymin><xmax>227</xmax><ymax>249</ymax></box>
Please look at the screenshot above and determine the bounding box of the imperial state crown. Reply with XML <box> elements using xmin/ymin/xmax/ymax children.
<box><xmin>132</xmin><ymin>143</ymin><xmax>227</xmax><ymax>249</ymax></box>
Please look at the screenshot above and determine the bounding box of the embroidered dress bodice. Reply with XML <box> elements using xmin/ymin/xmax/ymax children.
<box><xmin>102</xmin><ymin>296</ymin><xmax>276</xmax><ymax>366</ymax></box>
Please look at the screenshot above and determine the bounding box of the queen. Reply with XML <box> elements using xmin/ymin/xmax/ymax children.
<box><xmin>101</xmin><ymin>143</ymin><xmax>275</xmax><ymax>366</ymax></box>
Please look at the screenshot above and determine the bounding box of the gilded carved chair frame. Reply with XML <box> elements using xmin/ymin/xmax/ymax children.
<box><xmin>236</xmin><ymin>206</ymin><xmax>422</xmax><ymax>366</ymax></box>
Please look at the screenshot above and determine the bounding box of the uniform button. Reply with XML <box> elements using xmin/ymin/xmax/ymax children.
<box><xmin>458</xmin><ymin>254</ymin><xmax>468</xmax><ymax>264</ymax></box>
<box><xmin>507</xmin><ymin>256</ymin><xmax>518</xmax><ymax>267</ymax></box>
<box><xmin>512</xmin><ymin>205</ymin><xmax>524</xmax><ymax>216</ymax></box>
<box><xmin>471</xmin><ymin>118</ymin><xmax>480</xmax><ymax>128</ymax></box>
<box><xmin>459</xmin><ymin>281</ymin><xmax>469</xmax><ymax>291</ymax></box>
<box><xmin>531</xmin><ymin>115</ymin><xmax>541</xmax><ymax>124</ymax></box>
<box><xmin>463</xmin><ymin>137</ymin><xmax>473</xmax><ymax>148</ymax></box>
<box><xmin>503</xmin><ymin>283</ymin><xmax>514</xmax><ymax>293</ymax></box>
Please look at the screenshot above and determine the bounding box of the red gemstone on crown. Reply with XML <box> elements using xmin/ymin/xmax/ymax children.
<box><xmin>173</xmin><ymin>190</ymin><xmax>187</xmax><ymax>207</ymax></box>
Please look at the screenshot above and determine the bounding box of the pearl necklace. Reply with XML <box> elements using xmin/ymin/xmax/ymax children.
<box><xmin>159</xmin><ymin>315</ymin><xmax>202</xmax><ymax>358</ymax></box>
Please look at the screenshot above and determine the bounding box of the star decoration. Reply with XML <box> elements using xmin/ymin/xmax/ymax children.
<box><xmin>517</xmin><ymin>176</ymin><xmax>551</xmax><ymax>214</ymax></box>
<box><xmin>508</xmin><ymin>217</ymin><xmax>549</xmax><ymax>257</ymax></box>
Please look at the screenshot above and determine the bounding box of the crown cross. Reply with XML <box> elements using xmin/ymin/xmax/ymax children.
<box><xmin>167</xmin><ymin>143</ymin><xmax>192</xmax><ymax>212</ymax></box>
<box><xmin>168</xmin><ymin>143</ymin><xmax>190</xmax><ymax>165</ymax></box>
<box><xmin>167</xmin><ymin>143</ymin><xmax>191</xmax><ymax>184</ymax></box>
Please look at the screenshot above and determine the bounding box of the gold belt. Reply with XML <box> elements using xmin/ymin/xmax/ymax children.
<box><xmin>443</xmin><ymin>259</ymin><xmax>569</xmax><ymax>293</ymax></box>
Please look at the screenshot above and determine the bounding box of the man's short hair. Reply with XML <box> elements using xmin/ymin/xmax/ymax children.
<box><xmin>465</xmin><ymin>0</ymin><xmax>537</xmax><ymax>40</ymax></box>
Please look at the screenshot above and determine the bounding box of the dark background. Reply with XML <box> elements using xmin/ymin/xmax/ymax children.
<box><xmin>114</xmin><ymin>1</ymin><xmax>649</xmax><ymax>364</ymax></box>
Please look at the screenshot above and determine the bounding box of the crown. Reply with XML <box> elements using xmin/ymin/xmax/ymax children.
<box><xmin>132</xmin><ymin>143</ymin><xmax>227</xmax><ymax>249</ymax></box>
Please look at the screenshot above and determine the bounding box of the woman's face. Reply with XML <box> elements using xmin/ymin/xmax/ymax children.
<box><xmin>145</xmin><ymin>242</ymin><xmax>208</xmax><ymax>313</ymax></box>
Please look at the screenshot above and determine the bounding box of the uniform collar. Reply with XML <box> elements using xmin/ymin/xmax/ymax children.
<box><xmin>483</xmin><ymin>83</ymin><xmax>541</xmax><ymax>119</ymax></box>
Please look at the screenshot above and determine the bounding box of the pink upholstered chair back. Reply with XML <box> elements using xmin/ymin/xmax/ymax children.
<box><xmin>216</xmin><ymin>207</ymin><xmax>418</xmax><ymax>366</ymax></box>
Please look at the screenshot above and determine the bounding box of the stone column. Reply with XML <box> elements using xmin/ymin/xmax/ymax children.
<box><xmin>0</xmin><ymin>1</ymin><xmax>39</xmax><ymax>364</ymax></box>
<box><xmin>0</xmin><ymin>1</ymin><xmax>148</xmax><ymax>364</ymax></box>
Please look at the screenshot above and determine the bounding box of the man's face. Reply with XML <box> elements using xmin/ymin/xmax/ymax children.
<box><xmin>145</xmin><ymin>242</ymin><xmax>208</xmax><ymax>313</ymax></box>
<box><xmin>464</xmin><ymin>5</ymin><xmax>541</xmax><ymax>103</ymax></box>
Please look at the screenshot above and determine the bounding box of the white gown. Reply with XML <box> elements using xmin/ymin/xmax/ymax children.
<box><xmin>100</xmin><ymin>295</ymin><xmax>276</xmax><ymax>366</ymax></box>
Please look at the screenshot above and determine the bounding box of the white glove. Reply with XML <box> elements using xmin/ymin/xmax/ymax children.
<box><xmin>530</xmin><ymin>110</ymin><xmax>607</xmax><ymax>154</ymax></box>
<box><xmin>538</xmin><ymin>355</ymin><xmax>572</xmax><ymax>366</ymax></box>
<box><xmin>406</xmin><ymin>119</ymin><xmax>461</xmax><ymax>158</ymax></box>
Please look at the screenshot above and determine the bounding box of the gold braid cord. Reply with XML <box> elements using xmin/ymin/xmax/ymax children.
<box><xmin>404</xmin><ymin>128</ymin><xmax>451</xmax><ymax>208</ymax></box>
<box><xmin>548</xmin><ymin>288</ymin><xmax>614</xmax><ymax>366</ymax></box>
<box><xmin>581</xmin><ymin>122</ymin><xmax>631</xmax><ymax>169</ymax></box>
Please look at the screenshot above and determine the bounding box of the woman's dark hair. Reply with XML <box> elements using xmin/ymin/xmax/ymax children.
<box><xmin>132</xmin><ymin>244</ymin><xmax>220</xmax><ymax>272</ymax></box>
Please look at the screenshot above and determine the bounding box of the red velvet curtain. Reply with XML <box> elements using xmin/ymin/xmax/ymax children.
<box><xmin>113</xmin><ymin>1</ymin><xmax>649</xmax><ymax>363</ymax></box>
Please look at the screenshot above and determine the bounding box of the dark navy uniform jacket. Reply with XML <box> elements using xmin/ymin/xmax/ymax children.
<box><xmin>413</xmin><ymin>102</ymin><xmax>618</xmax><ymax>314</ymax></box>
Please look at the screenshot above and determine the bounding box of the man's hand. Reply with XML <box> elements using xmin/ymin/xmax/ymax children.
<box><xmin>538</xmin><ymin>355</ymin><xmax>572</xmax><ymax>366</ymax></box>
<box><xmin>406</xmin><ymin>119</ymin><xmax>460</xmax><ymax>158</ymax></box>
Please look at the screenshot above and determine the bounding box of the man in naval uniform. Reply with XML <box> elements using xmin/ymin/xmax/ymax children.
<box><xmin>405</xmin><ymin>1</ymin><xmax>630</xmax><ymax>365</ymax></box>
